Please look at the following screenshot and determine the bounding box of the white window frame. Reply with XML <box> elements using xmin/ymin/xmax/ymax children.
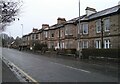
<box><xmin>62</xmin><ymin>42</ymin><xmax>64</xmax><ymax>49</ymax></box>
<box><xmin>65</xmin><ymin>26</ymin><xmax>68</xmax><ymax>35</ymax></box>
<box><xmin>82</xmin><ymin>41</ymin><xmax>88</xmax><ymax>49</ymax></box>
<box><xmin>104</xmin><ymin>18</ymin><xmax>110</xmax><ymax>32</ymax></box>
<box><xmin>96</xmin><ymin>20</ymin><xmax>101</xmax><ymax>33</ymax></box>
<box><xmin>77</xmin><ymin>24</ymin><xmax>82</xmax><ymax>34</ymax></box>
<box><xmin>65</xmin><ymin>25</ymin><xmax>72</xmax><ymax>35</ymax></box>
<box><xmin>60</xmin><ymin>30</ymin><xmax>63</xmax><ymax>37</ymax></box>
<box><xmin>104</xmin><ymin>39</ymin><xmax>110</xmax><ymax>49</ymax></box>
<box><xmin>45</xmin><ymin>31</ymin><xmax>48</xmax><ymax>38</ymax></box>
<box><xmin>57</xmin><ymin>31</ymin><xmax>59</xmax><ymax>37</ymax></box>
<box><xmin>83</xmin><ymin>23</ymin><xmax>88</xmax><ymax>34</ymax></box>
<box><xmin>95</xmin><ymin>40</ymin><xmax>101</xmax><ymax>49</ymax></box>
<box><xmin>78</xmin><ymin>41</ymin><xmax>80</xmax><ymax>50</ymax></box>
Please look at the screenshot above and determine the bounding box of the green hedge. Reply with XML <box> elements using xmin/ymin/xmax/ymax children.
<box><xmin>81</xmin><ymin>49</ymin><xmax>119</xmax><ymax>59</ymax></box>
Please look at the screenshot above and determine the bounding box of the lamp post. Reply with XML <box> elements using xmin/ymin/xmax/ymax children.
<box><xmin>101</xmin><ymin>19</ymin><xmax>104</xmax><ymax>49</ymax></box>
<box><xmin>78</xmin><ymin>0</ymin><xmax>81</xmax><ymax>59</ymax></box>
<box><xmin>21</xmin><ymin>24</ymin><xmax>23</xmax><ymax>50</ymax></box>
<box><xmin>59</xmin><ymin>28</ymin><xmax>61</xmax><ymax>49</ymax></box>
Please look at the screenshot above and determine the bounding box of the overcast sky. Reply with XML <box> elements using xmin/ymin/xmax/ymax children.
<box><xmin>3</xmin><ymin>0</ymin><xmax>120</xmax><ymax>38</ymax></box>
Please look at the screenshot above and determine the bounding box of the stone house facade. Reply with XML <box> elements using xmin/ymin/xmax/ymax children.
<box><xmin>21</xmin><ymin>5</ymin><xmax>120</xmax><ymax>51</ymax></box>
<box><xmin>77</xmin><ymin>5</ymin><xmax>120</xmax><ymax>51</ymax></box>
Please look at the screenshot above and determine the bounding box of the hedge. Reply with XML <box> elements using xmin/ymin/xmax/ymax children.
<box><xmin>81</xmin><ymin>49</ymin><xmax>120</xmax><ymax>59</ymax></box>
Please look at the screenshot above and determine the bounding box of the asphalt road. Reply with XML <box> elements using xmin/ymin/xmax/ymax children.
<box><xmin>2</xmin><ymin>61</ymin><xmax>20</xmax><ymax>83</ymax></box>
<box><xmin>2</xmin><ymin>48</ymin><xmax>119</xmax><ymax>82</ymax></box>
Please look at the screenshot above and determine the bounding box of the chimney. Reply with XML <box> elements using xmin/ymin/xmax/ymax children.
<box><xmin>57</xmin><ymin>17</ymin><xmax>66</xmax><ymax>24</ymax></box>
<box><xmin>85</xmin><ymin>7</ymin><xmax>97</xmax><ymax>16</ymax></box>
<box><xmin>42</xmin><ymin>24</ymin><xmax>49</xmax><ymax>29</ymax></box>
<box><xmin>32</xmin><ymin>28</ymin><xmax>38</xmax><ymax>33</ymax></box>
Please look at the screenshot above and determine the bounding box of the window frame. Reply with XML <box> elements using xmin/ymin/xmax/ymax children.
<box><xmin>95</xmin><ymin>40</ymin><xmax>101</xmax><ymax>49</ymax></box>
<box><xmin>65</xmin><ymin>25</ymin><xmax>72</xmax><ymax>35</ymax></box>
<box><xmin>104</xmin><ymin>18</ymin><xmax>110</xmax><ymax>32</ymax></box>
<box><xmin>96</xmin><ymin>19</ymin><xmax>101</xmax><ymax>33</ymax></box>
<box><xmin>82</xmin><ymin>41</ymin><xmax>88</xmax><ymax>49</ymax></box>
<box><xmin>104</xmin><ymin>39</ymin><xmax>110</xmax><ymax>49</ymax></box>
<box><xmin>82</xmin><ymin>23</ymin><xmax>88</xmax><ymax>34</ymax></box>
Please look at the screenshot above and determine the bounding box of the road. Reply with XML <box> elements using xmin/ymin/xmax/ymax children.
<box><xmin>2</xmin><ymin>61</ymin><xmax>20</xmax><ymax>82</ymax></box>
<box><xmin>2</xmin><ymin>48</ymin><xmax>118</xmax><ymax>82</ymax></box>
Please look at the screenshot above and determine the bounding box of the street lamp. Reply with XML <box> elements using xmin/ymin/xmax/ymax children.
<box><xmin>101</xmin><ymin>19</ymin><xmax>104</xmax><ymax>49</ymax></box>
<box><xmin>59</xmin><ymin>28</ymin><xmax>61</xmax><ymax>49</ymax></box>
<box><xmin>21</xmin><ymin>24</ymin><xmax>23</xmax><ymax>38</ymax></box>
<box><xmin>78</xmin><ymin>0</ymin><xmax>81</xmax><ymax>59</ymax></box>
<box><xmin>21</xmin><ymin>24</ymin><xmax>23</xmax><ymax>50</ymax></box>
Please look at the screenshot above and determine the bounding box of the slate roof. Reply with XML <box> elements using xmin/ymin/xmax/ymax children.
<box><xmin>87</xmin><ymin>5</ymin><xmax>120</xmax><ymax>20</ymax></box>
<box><xmin>22</xmin><ymin>5</ymin><xmax>120</xmax><ymax>37</ymax></box>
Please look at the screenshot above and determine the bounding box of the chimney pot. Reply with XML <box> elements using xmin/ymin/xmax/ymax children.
<box><xmin>57</xmin><ymin>17</ymin><xmax>66</xmax><ymax>24</ymax></box>
<box><xmin>32</xmin><ymin>28</ymin><xmax>38</xmax><ymax>33</ymax></box>
<box><xmin>85</xmin><ymin>7</ymin><xmax>97</xmax><ymax>16</ymax></box>
<box><xmin>42</xmin><ymin>24</ymin><xmax>49</xmax><ymax>29</ymax></box>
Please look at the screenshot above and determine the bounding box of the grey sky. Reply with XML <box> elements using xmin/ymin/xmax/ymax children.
<box><xmin>3</xmin><ymin>0</ymin><xmax>120</xmax><ymax>38</ymax></box>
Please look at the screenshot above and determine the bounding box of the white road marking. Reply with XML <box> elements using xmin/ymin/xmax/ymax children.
<box><xmin>52</xmin><ymin>62</ymin><xmax>91</xmax><ymax>73</ymax></box>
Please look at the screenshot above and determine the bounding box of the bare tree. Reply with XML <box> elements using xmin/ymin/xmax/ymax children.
<box><xmin>0</xmin><ymin>0</ymin><xmax>23</xmax><ymax>31</ymax></box>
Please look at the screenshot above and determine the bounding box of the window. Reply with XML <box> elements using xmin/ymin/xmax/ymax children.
<box><xmin>104</xmin><ymin>39</ymin><xmax>110</xmax><ymax>49</ymax></box>
<box><xmin>95</xmin><ymin>40</ymin><xmax>101</xmax><ymax>49</ymax></box>
<box><xmin>82</xmin><ymin>41</ymin><xmax>88</xmax><ymax>48</ymax></box>
<box><xmin>83</xmin><ymin>23</ymin><xmax>88</xmax><ymax>34</ymax></box>
<box><xmin>31</xmin><ymin>34</ymin><xmax>34</xmax><ymax>40</ymax></box>
<box><xmin>57</xmin><ymin>31</ymin><xmax>59</xmax><ymax>37</ymax></box>
<box><xmin>50</xmin><ymin>42</ymin><xmax>54</xmax><ymax>49</ymax></box>
<box><xmin>96</xmin><ymin>20</ymin><xmax>101</xmax><ymax>33</ymax></box>
<box><xmin>77</xmin><ymin>41</ymin><xmax>81</xmax><ymax>50</ymax></box>
<box><xmin>51</xmin><ymin>33</ymin><xmax>54</xmax><ymax>37</ymax></box>
<box><xmin>65</xmin><ymin>40</ymin><xmax>73</xmax><ymax>49</ymax></box>
<box><xmin>60</xmin><ymin>30</ymin><xmax>63</xmax><ymax>37</ymax></box>
<box><xmin>78</xmin><ymin>24</ymin><xmax>82</xmax><ymax>34</ymax></box>
<box><xmin>57</xmin><ymin>30</ymin><xmax>62</xmax><ymax>38</ymax></box>
<box><xmin>65</xmin><ymin>26</ymin><xmax>72</xmax><ymax>35</ymax></box>
<box><xmin>104</xmin><ymin>18</ymin><xmax>110</xmax><ymax>32</ymax></box>
<box><xmin>65</xmin><ymin>26</ymin><xmax>69</xmax><ymax>35</ymax></box>
<box><xmin>45</xmin><ymin>31</ymin><xmax>48</xmax><ymax>38</ymax></box>
<box><xmin>36</xmin><ymin>34</ymin><xmax>38</xmax><ymax>39</ymax></box>
<box><xmin>39</xmin><ymin>34</ymin><xmax>40</xmax><ymax>40</ymax></box>
<box><xmin>62</xmin><ymin>42</ymin><xmax>64</xmax><ymax>48</ymax></box>
<box><xmin>60</xmin><ymin>42</ymin><xmax>63</xmax><ymax>48</ymax></box>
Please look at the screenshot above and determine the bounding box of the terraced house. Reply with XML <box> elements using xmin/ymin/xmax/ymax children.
<box><xmin>77</xmin><ymin>5</ymin><xmax>120</xmax><ymax>51</ymax></box>
<box><xmin>21</xmin><ymin>4</ymin><xmax>120</xmax><ymax>52</ymax></box>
